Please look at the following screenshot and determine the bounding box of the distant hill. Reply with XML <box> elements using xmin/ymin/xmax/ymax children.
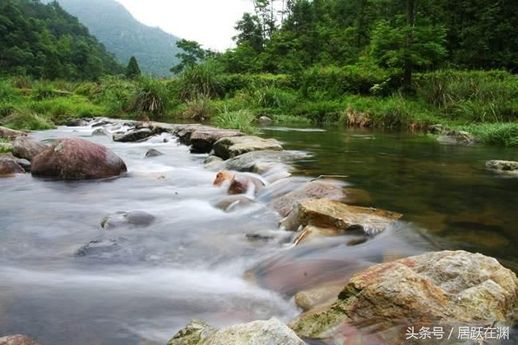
<box><xmin>0</xmin><ymin>0</ymin><xmax>122</xmax><ymax>80</ymax></box>
<box><xmin>52</xmin><ymin>0</ymin><xmax>181</xmax><ymax>77</ymax></box>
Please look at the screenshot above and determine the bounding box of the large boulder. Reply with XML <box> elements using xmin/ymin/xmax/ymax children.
<box><xmin>281</xmin><ymin>199</ymin><xmax>402</xmax><ymax>236</ymax></box>
<box><xmin>172</xmin><ymin>124</ymin><xmax>212</xmax><ymax>145</ymax></box>
<box><xmin>0</xmin><ymin>126</ymin><xmax>26</xmax><ymax>140</ymax></box>
<box><xmin>190</xmin><ymin>128</ymin><xmax>243</xmax><ymax>153</ymax></box>
<box><xmin>168</xmin><ymin>318</ymin><xmax>306</xmax><ymax>345</ymax></box>
<box><xmin>31</xmin><ymin>138</ymin><xmax>127</xmax><ymax>180</ymax></box>
<box><xmin>269</xmin><ymin>180</ymin><xmax>346</xmax><ymax>217</ymax></box>
<box><xmin>12</xmin><ymin>136</ymin><xmax>48</xmax><ymax>161</ymax></box>
<box><xmin>0</xmin><ymin>335</ymin><xmax>43</xmax><ymax>345</ymax></box>
<box><xmin>225</xmin><ymin>150</ymin><xmax>308</xmax><ymax>174</ymax></box>
<box><xmin>486</xmin><ymin>160</ymin><xmax>518</xmax><ymax>176</ymax></box>
<box><xmin>213</xmin><ymin>136</ymin><xmax>283</xmax><ymax>160</ymax></box>
<box><xmin>290</xmin><ymin>250</ymin><xmax>518</xmax><ymax>339</ymax></box>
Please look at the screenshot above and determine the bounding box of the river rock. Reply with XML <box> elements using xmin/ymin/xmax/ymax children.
<box><xmin>12</xmin><ymin>136</ymin><xmax>48</xmax><ymax>161</ymax></box>
<box><xmin>486</xmin><ymin>160</ymin><xmax>518</xmax><ymax>176</ymax></box>
<box><xmin>67</xmin><ymin>118</ymin><xmax>88</xmax><ymax>127</ymax></box>
<box><xmin>213</xmin><ymin>195</ymin><xmax>255</xmax><ymax>212</ymax></box>
<box><xmin>0</xmin><ymin>157</ymin><xmax>25</xmax><ymax>176</ymax></box>
<box><xmin>0</xmin><ymin>126</ymin><xmax>26</xmax><ymax>140</ymax></box>
<box><xmin>91</xmin><ymin>128</ymin><xmax>110</xmax><ymax>136</ymax></box>
<box><xmin>225</xmin><ymin>150</ymin><xmax>308</xmax><ymax>173</ymax></box>
<box><xmin>258</xmin><ymin>116</ymin><xmax>273</xmax><ymax>125</ymax></box>
<box><xmin>204</xmin><ymin>155</ymin><xmax>224</xmax><ymax>170</ymax></box>
<box><xmin>290</xmin><ymin>250</ymin><xmax>518</xmax><ymax>339</ymax></box>
<box><xmin>292</xmin><ymin>225</ymin><xmax>342</xmax><ymax>245</ymax></box>
<box><xmin>437</xmin><ymin>130</ymin><xmax>475</xmax><ymax>145</ymax></box>
<box><xmin>294</xmin><ymin>281</ymin><xmax>346</xmax><ymax>312</ymax></box>
<box><xmin>101</xmin><ymin>210</ymin><xmax>156</xmax><ymax>230</ymax></box>
<box><xmin>172</xmin><ymin>124</ymin><xmax>212</xmax><ymax>145</ymax></box>
<box><xmin>145</xmin><ymin>148</ymin><xmax>164</xmax><ymax>158</ymax></box>
<box><xmin>0</xmin><ymin>335</ymin><xmax>43</xmax><ymax>345</ymax></box>
<box><xmin>75</xmin><ymin>239</ymin><xmax>120</xmax><ymax>257</ymax></box>
<box><xmin>270</xmin><ymin>180</ymin><xmax>346</xmax><ymax>217</ymax></box>
<box><xmin>190</xmin><ymin>128</ymin><xmax>243</xmax><ymax>153</ymax></box>
<box><xmin>213</xmin><ymin>136</ymin><xmax>283</xmax><ymax>160</ymax></box>
<box><xmin>281</xmin><ymin>199</ymin><xmax>402</xmax><ymax>236</ymax></box>
<box><xmin>31</xmin><ymin>138</ymin><xmax>127</xmax><ymax>180</ymax></box>
<box><xmin>113</xmin><ymin>128</ymin><xmax>156</xmax><ymax>142</ymax></box>
<box><xmin>168</xmin><ymin>318</ymin><xmax>306</xmax><ymax>345</ymax></box>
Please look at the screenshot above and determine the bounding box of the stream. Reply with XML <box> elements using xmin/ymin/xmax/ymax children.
<box><xmin>0</xmin><ymin>123</ymin><xmax>517</xmax><ymax>345</ymax></box>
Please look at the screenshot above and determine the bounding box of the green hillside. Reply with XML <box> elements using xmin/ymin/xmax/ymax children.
<box><xmin>52</xmin><ymin>0</ymin><xmax>181</xmax><ymax>77</ymax></box>
<box><xmin>0</xmin><ymin>0</ymin><xmax>122</xmax><ymax>80</ymax></box>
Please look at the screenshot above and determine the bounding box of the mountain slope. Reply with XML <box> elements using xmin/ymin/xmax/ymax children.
<box><xmin>52</xmin><ymin>0</ymin><xmax>181</xmax><ymax>76</ymax></box>
<box><xmin>0</xmin><ymin>0</ymin><xmax>122</xmax><ymax>80</ymax></box>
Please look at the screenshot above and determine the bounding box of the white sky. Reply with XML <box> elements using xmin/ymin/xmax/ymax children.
<box><xmin>115</xmin><ymin>0</ymin><xmax>254</xmax><ymax>51</ymax></box>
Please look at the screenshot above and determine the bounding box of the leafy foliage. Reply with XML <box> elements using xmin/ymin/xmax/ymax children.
<box><xmin>125</xmin><ymin>57</ymin><xmax>141</xmax><ymax>79</ymax></box>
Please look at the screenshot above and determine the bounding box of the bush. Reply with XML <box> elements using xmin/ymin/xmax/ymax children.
<box><xmin>89</xmin><ymin>76</ymin><xmax>137</xmax><ymax>115</ymax></box>
<box><xmin>292</xmin><ymin>99</ymin><xmax>344</xmax><ymax>123</ymax></box>
<box><xmin>181</xmin><ymin>96</ymin><xmax>214</xmax><ymax>121</ymax></box>
<box><xmin>415</xmin><ymin>70</ymin><xmax>518</xmax><ymax>122</ymax></box>
<box><xmin>219</xmin><ymin>73</ymin><xmax>294</xmax><ymax>97</ymax></box>
<box><xmin>212</xmin><ymin>108</ymin><xmax>258</xmax><ymax>134</ymax></box>
<box><xmin>129</xmin><ymin>78</ymin><xmax>170</xmax><ymax>120</ymax></box>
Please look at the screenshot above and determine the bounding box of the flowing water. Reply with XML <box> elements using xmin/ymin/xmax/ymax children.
<box><xmin>0</xmin><ymin>123</ymin><xmax>516</xmax><ymax>345</ymax></box>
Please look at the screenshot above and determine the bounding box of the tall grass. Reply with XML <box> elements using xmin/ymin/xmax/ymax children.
<box><xmin>212</xmin><ymin>108</ymin><xmax>258</xmax><ymax>134</ymax></box>
<box><xmin>2</xmin><ymin>108</ymin><xmax>55</xmax><ymax>130</ymax></box>
<box><xmin>178</xmin><ymin>62</ymin><xmax>223</xmax><ymax>100</ymax></box>
<box><xmin>129</xmin><ymin>78</ymin><xmax>170</xmax><ymax>120</ymax></box>
<box><xmin>461</xmin><ymin>123</ymin><xmax>518</xmax><ymax>147</ymax></box>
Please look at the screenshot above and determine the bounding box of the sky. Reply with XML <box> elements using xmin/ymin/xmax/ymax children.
<box><xmin>115</xmin><ymin>0</ymin><xmax>254</xmax><ymax>51</ymax></box>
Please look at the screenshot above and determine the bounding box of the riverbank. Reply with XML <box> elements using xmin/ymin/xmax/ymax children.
<box><xmin>0</xmin><ymin>69</ymin><xmax>517</xmax><ymax>146</ymax></box>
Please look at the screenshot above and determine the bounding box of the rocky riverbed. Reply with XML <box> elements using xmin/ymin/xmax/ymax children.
<box><xmin>0</xmin><ymin>120</ymin><xmax>517</xmax><ymax>345</ymax></box>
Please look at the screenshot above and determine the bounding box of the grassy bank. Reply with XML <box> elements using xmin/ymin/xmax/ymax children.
<box><xmin>0</xmin><ymin>68</ymin><xmax>517</xmax><ymax>145</ymax></box>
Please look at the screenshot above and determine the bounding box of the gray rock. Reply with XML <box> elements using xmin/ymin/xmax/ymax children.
<box><xmin>437</xmin><ymin>130</ymin><xmax>475</xmax><ymax>145</ymax></box>
<box><xmin>145</xmin><ymin>148</ymin><xmax>164</xmax><ymax>158</ymax></box>
<box><xmin>225</xmin><ymin>150</ymin><xmax>308</xmax><ymax>173</ymax></box>
<box><xmin>113</xmin><ymin>128</ymin><xmax>155</xmax><ymax>142</ymax></box>
<box><xmin>91</xmin><ymin>128</ymin><xmax>109</xmax><ymax>136</ymax></box>
<box><xmin>190</xmin><ymin>128</ymin><xmax>243</xmax><ymax>153</ymax></box>
<box><xmin>486</xmin><ymin>160</ymin><xmax>518</xmax><ymax>176</ymax></box>
<box><xmin>67</xmin><ymin>118</ymin><xmax>88</xmax><ymax>127</ymax></box>
<box><xmin>0</xmin><ymin>154</ymin><xmax>25</xmax><ymax>176</ymax></box>
<box><xmin>213</xmin><ymin>136</ymin><xmax>283</xmax><ymax>160</ymax></box>
<box><xmin>0</xmin><ymin>335</ymin><xmax>43</xmax><ymax>345</ymax></box>
<box><xmin>203</xmin><ymin>155</ymin><xmax>224</xmax><ymax>170</ymax></box>
<box><xmin>75</xmin><ymin>239</ymin><xmax>119</xmax><ymax>257</ymax></box>
<box><xmin>101</xmin><ymin>211</ymin><xmax>156</xmax><ymax>230</ymax></box>
<box><xmin>258</xmin><ymin>116</ymin><xmax>273</xmax><ymax>125</ymax></box>
<box><xmin>12</xmin><ymin>136</ymin><xmax>48</xmax><ymax>161</ymax></box>
<box><xmin>168</xmin><ymin>318</ymin><xmax>306</xmax><ymax>345</ymax></box>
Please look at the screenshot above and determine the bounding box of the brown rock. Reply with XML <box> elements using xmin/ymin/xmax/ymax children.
<box><xmin>0</xmin><ymin>126</ymin><xmax>26</xmax><ymax>140</ymax></box>
<box><xmin>294</xmin><ymin>281</ymin><xmax>347</xmax><ymax>312</ymax></box>
<box><xmin>31</xmin><ymin>138</ymin><xmax>127</xmax><ymax>180</ymax></box>
<box><xmin>0</xmin><ymin>154</ymin><xmax>25</xmax><ymax>176</ymax></box>
<box><xmin>12</xmin><ymin>137</ymin><xmax>48</xmax><ymax>161</ymax></box>
<box><xmin>281</xmin><ymin>199</ymin><xmax>402</xmax><ymax>236</ymax></box>
<box><xmin>290</xmin><ymin>250</ymin><xmax>518</xmax><ymax>339</ymax></box>
<box><xmin>292</xmin><ymin>225</ymin><xmax>340</xmax><ymax>245</ymax></box>
<box><xmin>270</xmin><ymin>180</ymin><xmax>346</xmax><ymax>218</ymax></box>
<box><xmin>0</xmin><ymin>335</ymin><xmax>43</xmax><ymax>345</ymax></box>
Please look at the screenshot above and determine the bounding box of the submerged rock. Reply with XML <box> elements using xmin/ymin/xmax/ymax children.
<box><xmin>31</xmin><ymin>138</ymin><xmax>127</xmax><ymax>180</ymax></box>
<box><xmin>281</xmin><ymin>199</ymin><xmax>402</xmax><ymax>236</ymax></box>
<box><xmin>213</xmin><ymin>136</ymin><xmax>283</xmax><ymax>160</ymax></box>
<box><xmin>203</xmin><ymin>155</ymin><xmax>224</xmax><ymax>170</ymax></box>
<box><xmin>290</xmin><ymin>250</ymin><xmax>518</xmax><ymax>339</ymax></box>
<box><xmin>486</xmin><ymin>160</ymin><xmax>518</xmax><ymax>176</ymax></box>
<box><xmin>0</xmin><ymin>156</ymin><xmax>25</xmax><ymax>176</ymax></box>
<box><xmin>0</xmin><ymin>126</ymin><xmax>26</xmax><ymax>140</ymax></box>
<box><xmin>292</xmin><ymin>225</ymin><xmax>343</xmax><ymax>245</ymax></box>
<box><xmin>213</xmin><ymin>195</ymin><xmax>255</xmax><ymax>212</ymax></box>
<box><xmin>91</xmin><ymin>127</ymin><xmax>110</xmax><ymax>136</ymax></box>
<box><xmin>168</xmin><ymin>318</ymin><xmax>306</xmax><ymax>345</ymax></box>
<box><xmin>101</xmin><ymin>210</ymin><xmax>156</xmax><ymax>230</ymax></box>
<box><xmin>270</xmin><ymin>180</ymin><xmax>346</xmax><ymax>217</ymax></box>
<box><xmin>294</xmin><ymin>281</ymin><xmax>346</xmax><ymax>312</ymax></box>
<box><xmin>0</xmin><ymin>335</ymin><xmax>43</xmax><ymax>345</ymax></box>
<box><xmin>190</xmin><ymin>128</ymin><xmax>243</xmax><ymax>153</ymax></box>
<box><xmin>437</xmin><ymin>130</ymin><xmax>475</xmax><ymax>145</ymax></box>
<box><xmin>144</xmin><ymin>148</ymin><xmax>164</xmax><ymax>158</ymax></box>
<box><xmin>12</xmin><ymin>136</ymin><xmax>48</xmax><ymax>161</ymax></box>
<box><xmin>75</xmin><ymin>239</ymin><xmax>120</xmax><ymax>257</ymax></box>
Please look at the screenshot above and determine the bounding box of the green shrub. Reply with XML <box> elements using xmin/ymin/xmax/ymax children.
<box><xmin>219</xmin><ymin>73</ymin><xmax>294</xmax><ymax>97</ymax></box>
<box><xmin>212</xmin><ymin>108</ymin><xmax>258</xmax><ymax>134</ymax></box>
<box><xmin>27</xmin><ymin>96</ymin><xmax>106</xmax><ymax>124</ymax></box>
<box><xmin>292</xmin><ymin>99</ymin><xmax>344</xmax><ymax>123</ymax></box>
<box><xmin>271</xmin><ymin>114</ymin><xmax>312</xmax><ymax>125</ymax></box>
<box><xmin>0</xmin><ymin>79</ymin><xmax>21</xmax><ymax>102</ymax></box>
<box><xmin>92</xmin><ymin>76</ymin><xmax>137</xmax><ymax>115</ymax></box>
<box><xmin>3</xmin><ymin>108</ymin><xmax>55</xmax><ymax>130</ymax></box>
<box><xmin>181</xmin><ymin>96</ymin><xmax>215</xmax><ymax>121</ymax></box>
<box><xmin>129</xmin><ymin>78</ymin><xmax>170</xmax><ymax>120</ymax></box>
<box><xmin>0</xmin><ymin>138</ymin><xmax>12</xmax><ymax>153</ymax></box>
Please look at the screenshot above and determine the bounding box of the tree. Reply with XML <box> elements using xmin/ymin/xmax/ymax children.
<box><xmin>125</xmin><ymin>56</ymin><xmax>141</xmax><ymax>79</ymax></box>
<box><xmin>170</xmin><ymin>39</ymin><xmax>207</xmax><ymax>74</ymax></box>
<box><xmin>234</xmin><ymin>13</ymin><xmax>264</xmax><ymax>52</ymax></box>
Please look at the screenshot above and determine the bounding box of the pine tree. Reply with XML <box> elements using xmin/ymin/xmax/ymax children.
<box><xmin>125</xmin><ymin>56</ymin><xmax>141</xmax><ymax>79</ymax></box>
